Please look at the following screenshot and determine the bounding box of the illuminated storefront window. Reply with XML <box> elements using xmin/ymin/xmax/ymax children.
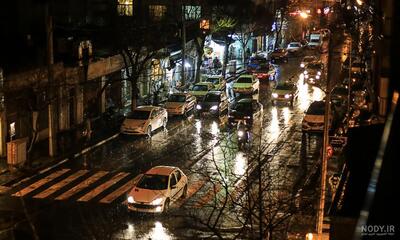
<box><xmin>117</xmin><ymin>0</ymin><xmax>133</xmax><ymax>16</ymax></box>
<box><xmin>184</xmin><ymin>5</ymin><xmax>201</xmax><ymax>20</ymax></box>
<box><xmin>149</xmin><ymin>5</ymin><xmax>167</xmax><ymax>21</ymax></box>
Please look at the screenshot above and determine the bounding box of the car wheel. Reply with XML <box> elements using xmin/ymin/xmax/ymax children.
<box><xmin>181</xmin><ymin>184</ymin><xmax>188</xmax><ymax>199</ymax></box>
<box><xmin>147</xmin><ymin>126</ymin><xmax>152</xmax><ymax>138</ymax></box>
<box><xmin>163</xmin><ymin>198</ymin><xmax>170</xmax><ymax>213</ymax></box>
<box><xmin>162</xmin><ymin>118</ymin><xmax>167</xmax><ymax>130</ymax></box>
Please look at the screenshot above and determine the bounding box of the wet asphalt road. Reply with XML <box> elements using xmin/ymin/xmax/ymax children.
<box><xmin>0</xmin><ymin>51</ymin><xmax>327</xmax><ymax>240</ymax></box>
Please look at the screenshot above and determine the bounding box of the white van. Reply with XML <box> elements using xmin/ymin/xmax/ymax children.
<box><xmin>307</xmin><ymin>33</ymin><xmax>322</xmax><ymax>50</ymax></box>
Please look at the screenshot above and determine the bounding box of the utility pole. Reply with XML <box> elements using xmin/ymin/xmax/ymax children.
<box><xmin>347</xmin><ymin>38</ymin><xmax>352</xmax><ymax>124</ymax></box>
<box><xmin>46</xmin><ymin>3</ymin><xmax>57</xmax><ymax>157</ymax></box>
<box><xmin>181</xmin><ymin>1</ymin><xmax>186</xmax><ymax>87</ymax></box>
<box><xmin>316</xmin><ymin>33</ymin><xmax>333</xmax><ymax>239</ymax></box>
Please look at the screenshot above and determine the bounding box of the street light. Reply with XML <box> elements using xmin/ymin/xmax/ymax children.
<box><xmin>356</xmin><ymin>0</ymin><xmax>363</xmax><ymax>6</ymax></box>
<box><xmin>300</xmin><ymin>11</ymin><xmax>309</xmax><ymax>19</ymax></box>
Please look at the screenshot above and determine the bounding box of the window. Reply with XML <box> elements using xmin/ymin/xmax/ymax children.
<box><xmin>170</xmin><ymin>174</ymin><xmax>177</xmax><ymax>187</ymax></box>
<box><xmin>184</xmin><ymin>5</ymin><xmax>201</xmax><ymax>20</ymax></box>
<box><xmin>117</xmin><ymin>0</ymin><xmax>133</xmax><ymax>16</ymax></box>
<box><xmin>175</xmin><ymin>171</ymin><xmax>182</xmax><ymax>182</ymax></box>
<box><xmin>149</xmin><ymin>5</ymin><xmax>167</xmax><ymax>21</ymax></box>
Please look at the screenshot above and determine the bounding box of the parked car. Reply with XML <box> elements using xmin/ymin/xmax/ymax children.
<box><xmin>302</xmin><ymin>101</ymin><xmax>332</xmax><ymax>133</ymax></box>
<box><xmin>307</xmin><ymin>33</ymin><xmax>322</xmax><ymax>50</ymax></box>
<box><xmin>300</xmin><ymin>55</ymin><xmax>318</xmax><ymax>68</ymax></box>
<box><xmin>331</xmin><ymin>86</ymin><xmax>349</xmax><ymax>106</ymax></box>
<box><xmin>165</xmin><ymin>93</ymin><xmax>196</xmax><ymax>116</ymax></box>
<box><xmin>189</xmin><ymin>82</ymin><xmax>214</xmax><ymax>101</ymax></box>
<box><xmin>127</xmin><ymin>166</ymin><xmax>188</xmax><ymax>213</ymax></box>
<box><xmin>247</xmin><ymin>56</ymin><xmax>269</xmax><ymax>73</ymax></box>
<box><xmin>121</xmin><ymin>106</ymin><xmax>168</xmax><ymax>137</ymax></box>
<box><xmin>271</xmin><ymin>82</ymin><xmax>298</xmax><ymax>106</ymax></box>
<box><xmin>202</xmin><ymin>75</ymin><xmax>226</xmax><ymax>90</ymax></box>
<box><xmin>233</xmin><ymin>74</ymin><xmax>259</xmax><ymax>94</ymax></box>
<box><xmin>303</xmin><ymin>62</ymin><xmax>324</xmax><ymax>84</ymax></box>
<box><xmin>286</xmin><ymin>42</ymin><xmax>303</xmax><ymax>55</ymax></box>
<box><xmin>270</xmin><ymin>48</ymin><xmax>288</xmax><ymax>63</ymax></box>
<box><xmin>196</xmin><ymin>90</ymin><xmax>229</xmax><ymax>116</ymax></box>
<box><xmin>228</xmin><ymin>98</ymin><xmax>263</xmax><ymax>127</ymax></box>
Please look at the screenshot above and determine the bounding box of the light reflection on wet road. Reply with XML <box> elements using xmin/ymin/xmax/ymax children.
<box><xmin>6</xmin><ymin>54</ymin><xmax>326</xmax><ymax>239</ymax></box>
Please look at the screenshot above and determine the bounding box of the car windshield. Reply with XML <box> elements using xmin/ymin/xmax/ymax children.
<box><xmin>275</xmin><ymin>84</ymin><xmax>293</xmax><ymax>91</ymax></box>
<box><xmin>307</xmin><ymin>103</ymin><xmax>325</xmax><ymax>115</ymax></box>
<box><xmin>307</xmin><ymin>63</ymin><xmax>323</xmax><ymax>70</ymax></box>
<box><xmin>303</xmin><ymin>57</ymin><xmax>316</xmax><ymax>62</ymax></box>
<box><xmin>233</xmin><ymin>102</ymin><xmax>252</xmax><ymax>114</ymax></box>
<box><xmin>249</xmin><ymin>58</ymin><xmax>267</xmax><ymax>65</ymax></box>
<box><xmin>237</xmin><ymin>77</ymin><xmax>252</xmax><ymax>83</ymax></box>
<box><xmin>127</xmin><ymin>110</ymin><xmax>150</xmax><ymax>120</ymax></box>
<box><xmin>204</xmin><ymin>94</ymin><xmax>220</xmax><ymax>102</ymax></box>
<box><xmin>192</xmin><ymin>85</ymin><xmax>208</xmax><ymax>91</ymax></box>
<box><xmin>332</xmin><ymin>87</ymin><xmax>348</xmax><ymax>96</ymax></box>
<box><xmin>205</xmin><ymin>78</ymin><xmax>220</xmax><ymax>85</ymax></box>
<box><xmin>136</xmin><ymin>174</ymin><xmax>169</xmax><ymax>190</ymax></box>
<box><xmin>310</xmin><ymin>39</ymin><xmax>320</xmax><ymax>43</ymax></box>
<box><xmin>168</xmin><ymin>95</ymin><xmax>186</xmax><ymax>102</ymax></box>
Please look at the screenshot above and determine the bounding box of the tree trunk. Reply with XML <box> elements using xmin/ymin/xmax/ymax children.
<box><xmin>194</xmin><ymin>37</ymin><xmax>205</xmax><ymax>83</ymax></box>
<box><xmin>130</xmin><ymin>80</ymin><xmax>138</xmax><ymax>111</ymax></box>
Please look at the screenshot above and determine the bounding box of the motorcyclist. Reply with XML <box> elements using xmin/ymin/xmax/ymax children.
<box><xmin>237</xmin><ymin>120</ymin><xmax>251</xmax><ymax>145</ymax></box>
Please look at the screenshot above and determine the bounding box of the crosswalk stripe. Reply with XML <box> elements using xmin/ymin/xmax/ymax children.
<box><xmin>12</xmin><ymin>169</ymin><xmax>71</xmax><ymax>197</ymax></box>
<box><xmin>33</xmin><ymin>170</ymin><xmax>89</xmax><ymax>199</ymax></box>
<box><xmin>174</xmin><ymin>179</ymin><xmax>206</xmax><ymax>208</ymax></box>
<box><xmin>193</xmin><ymin>182</ymin><xmax>222</xmax><ymax>208</ymax></box>
<box><xmin>77</xmin><ymin>172</ymin><xmax>130</xmax><ymax>202</ymax></box>
<box><xmin>99</xmin><ymin>174</ymin><xmax>142</xmax><ymax>204</ymax></box>
<box><xmin>55</xmin><ymin>171</ymin><xmax>108</xmax><ymax>201</ymax></box>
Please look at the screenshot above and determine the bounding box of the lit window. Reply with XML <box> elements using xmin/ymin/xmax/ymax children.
<box><xmin>149</xmin><ymin>5</ymin><xmax>167</xmax><ymax>21</ymax></box>
<box><xmin>184</xmin><ymin>5</ymin><xmax>201</xmax><ymax>20</ymax></box>
<box><xmin>117</xmin><ymin>0</ymin><xmax>133</xmax><ymax>16</ymax></box>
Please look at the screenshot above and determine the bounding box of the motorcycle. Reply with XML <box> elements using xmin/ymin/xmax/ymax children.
<box><xmin>237</xmin><ymin>121</ymin><xmax>251</xmax><ymax>150</ymax></box>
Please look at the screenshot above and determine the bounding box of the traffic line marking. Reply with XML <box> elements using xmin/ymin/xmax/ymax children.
<box><xmin>33</xmin><ymin>170</ymin><xmax>89</xmax><ymax>199</ymax></box>
<box><xmin>99</xmin><ymin>174</ymin><xmax>141</xmax><ymax>204</ymax></box>
<box><xmin>55</xmin><ymin>171</ymin><xmax>108</xmax><ymax>201</ymax></box>
<box><xmin>175</xmin><ymin>179</ymin><xmax>206</xmax><ymax>208</ymax></box>
<box><xmin>77</xmin><ymin>172</ymin><xmax>130</xmax><ymax>202</ymax></box>
<box><xmin>12</xmin><ymin>169</ymin><xmax>71</xmax><ymax>197</ymax></box>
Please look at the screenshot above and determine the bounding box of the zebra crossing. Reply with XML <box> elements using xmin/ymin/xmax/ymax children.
<box><xmin>2</xmin><ymin>167</ymin><xmax>218</xmax><ymax>208</ymax></box>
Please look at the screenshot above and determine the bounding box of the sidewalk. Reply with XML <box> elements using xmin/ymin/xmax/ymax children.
<box><xmin>0</xmin><ymin>111</ymin><xmax>124</xmax><ymax>186</ymax></box>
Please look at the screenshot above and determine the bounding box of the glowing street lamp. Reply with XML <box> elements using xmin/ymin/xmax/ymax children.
<box><xmin>356</xmin><ymin>0</ymin><xmax>363</xmax><ymax>6</ymax></box>
<box><xmin>300</xmin><ymin>11</ymin><xmax>309</xmax><ymax>19</ymax></box>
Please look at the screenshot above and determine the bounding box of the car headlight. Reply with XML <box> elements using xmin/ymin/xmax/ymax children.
<box><xmin>316</xmin><ymin>75</ymin><xmax>320</xmax><ymax>79</ymax></box>
<box><xmin>127</xmin><ymin>196</ymin><xmax>135</xmax><ymax>203</ymax></box>
<box><xmin>285</xmin><ymin>94</ymin><xmax>291</xmax><ymax>99</ymax></box>
<box><xmin>151</xmin><ymin>197</ymin><xmax>164</xmax><ymax>206</ymax></box>
<box><xmin>244</xmin><ymin>116</ymin><xmax>251</xmax><ymax>119</ymax></box>
<box><xmin>210</xmin><ymin>105</ymin><xmax>218</xmax><ymax>111</ymax></box>
<box><xmin>317</xmin><ymin>71</ymin><xmax>321</xmax><ymax>75</ymax></box>
<box><xmin>304</xmin><ymin>74</ymin><xmax>309</xmax><ymax>79</ymax></box>
<box><xmin>304</xmin><ymin>70</ymin><xmax>308</xmax><ymax>74</ymax></box>
<box><xmin>196</xmin><ymin>104</ymin><xmax>202</xmax><ymax>110</ymax></box>
<box><xmin>238</xmin><ymin>130</ymin><xmax>244</xmax><ymax>137</ymax></box>
<box><xmin>272</xmin><ymin>93</ymin><xmax>278</xmax><ymax>98</ymax></box>
<box><xmin>300</xmin><ymin>63</ymin><xmax>305</xmax><ymax>68</ymax></box>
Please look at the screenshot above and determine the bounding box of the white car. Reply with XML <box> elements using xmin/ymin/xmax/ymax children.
<box><xmin>120</xmin><ymin>106</ymin><xmax>168</xmax><ymax>137</ymax></box>
<box><xmin>165</xmin><ymin>93</ymin><xmax>196</xmax><ymax>116</ymax></box>
<box><xmin>127</xmin><ymin>166</ymin><xmax>188</xmax><ymax>213</ymax></box>
<box><xmin>286</xmin><ymin>42</ymin><xmax>303</xmax><ymax>54</ymax></box>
